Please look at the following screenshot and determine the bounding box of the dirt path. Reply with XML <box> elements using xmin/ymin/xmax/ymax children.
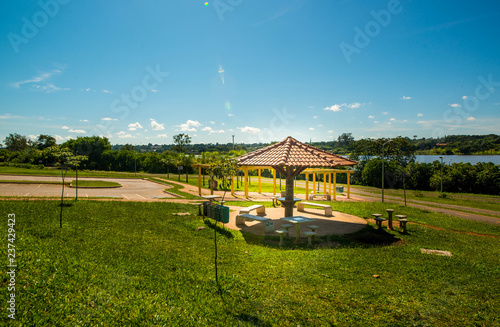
<box><xmin>350</xmin><ymin>188</ymin><xmax>500</xmax><ymax>217</ymax></box>
<box><xmin>354</xmin><ymin>192</ymin><xmax>500</xmax><ymax>225</ymax></box>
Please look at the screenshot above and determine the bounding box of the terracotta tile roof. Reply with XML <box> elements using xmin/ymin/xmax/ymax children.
<box><xmin>236</xmin><ymin>136</ymin><xmax>357</xmax><ymax>167</ymax></box>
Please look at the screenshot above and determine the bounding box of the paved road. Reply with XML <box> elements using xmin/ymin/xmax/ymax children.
<box><xmin>0</xmin><ymin>176</ymin><xmax>172</xmax><ymax>201</ymax></box>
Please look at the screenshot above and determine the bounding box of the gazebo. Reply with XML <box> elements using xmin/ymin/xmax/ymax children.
<box><xmin>236</xmin><ymin>136</ymin><xmax>357</xmax><ymax>217</ymax></box>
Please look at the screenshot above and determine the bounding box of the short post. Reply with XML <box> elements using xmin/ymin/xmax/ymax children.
<box><xmin>386</xmin><ymin>209</ymin><xmax>394</xmax><ymax>230</ymax></box>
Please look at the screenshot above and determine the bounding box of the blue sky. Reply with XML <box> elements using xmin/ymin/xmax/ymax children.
<box><xmin>1</xmin><ymin>0</ymin><xmax>499</xmax><ymax>145</ymax></box>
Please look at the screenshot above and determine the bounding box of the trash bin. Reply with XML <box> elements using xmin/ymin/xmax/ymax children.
<box><xmin>214</xmin><ymin>205</ymin><xmax>229</xmax><ymax>223</ymax></box>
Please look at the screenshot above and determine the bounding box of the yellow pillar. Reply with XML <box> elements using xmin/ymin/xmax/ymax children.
<box><xmin>244</xmin><ymin>168</ymin><xmax>249</xmax><ymax>198</ymax></box>
<box><xmin>347</xmin><ymin>172</ymin><xmax>351</xmax><ymax>199</ymax></box>
<box><xmin>333</xmin><ymin>172</ymin><xmax>337</xmax><ymax>201</ymax></box>
<box><xmin>328</xmin><ymin>172</ymin><xmax>332</xmax><ymax>195</ymax></box>
<box><xmin>323</xmin><ymin>172</ymin><xmax>326</xmax><ymax>194</ymax></box>
<box><xmin>258</xmin><ymin>168</ymin><xmax>261</xmax><ymax>194</ymax></box>
<box><xmin>231</xmin><ymin>175</ymin><xmax>234</xmax><ymax>196</ymax></box>
<box><xmin>210</xmin><ymin>173</ymin><xmax>214</xmax><ymax>195</ymax></box>
<box><xmin>273</xmin><ymin>169</ymin><xmax>276</xmax><ymax>195</ymax></box>
<box><xmin>305</xmin><ymin>173</ymin><xmax>309</xmax><ymax>200</ymax></box>
<box><xmin>312</xmin><ymin>173</ymin><xmax>316</xmax><ymax>194</ymax></box>
<box><xmin>198</xmin><ymin>166</ymin><xmax>202</xmax><ymax>196</ymax></box>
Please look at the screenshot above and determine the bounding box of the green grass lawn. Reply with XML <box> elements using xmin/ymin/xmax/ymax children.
<box><xmin>69</xmin><ymin>180</ymin><xmax>122</xmax><ymax>188</ymax></box>
<box><xmin>147</xmin><ymin>178</ymin><xmax>203</xmax><ymax>200</ymax></box>
<box><xmin>164</xmin><ymin>174</ymin><xmax>306</xmax><ymax>194</ymax></box>
<box><xmin>0</xmin><ymin>166</ymin><xmax>149</xmax><ymax>179</ymax></box>
<box><xmin>1</xmin><ymin>200</ymin><xmax>499</xmax><ymax>326</ymax></box>
<box><xmin>350</xmin><ymin>186</ymin><xmax>500</xmax><ymax>214</ymax></box>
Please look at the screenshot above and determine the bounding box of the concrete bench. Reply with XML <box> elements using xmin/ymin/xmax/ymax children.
<box><xmin>303</xmin><ymin>231</ymin><xmax>316</xmax><ymax>246</ymax></box>
<box><xmin>396</xmin><ymin>215</ymin><xmax>408</xmax><ymax>233</ymax></box>
<box><xmin>275</xmin><ymin>229</ymin><xmax>288</xmax><ymax>246</ymax></box>
<box><xmin>307</xmin><ymin>225</ymin><xmax>319</xmax><ymax>241</ymax></box>
<box><xmin>308</xmin><ymin>193</ymin><xmax>332</xmax><ymax>201</ymax></box>
<box><xmin>239</xmin><ymin>204</ymin><xmax>266</xmax><ymax>216</ymax></box>
<box><xmin>281</xmin><ymin>223</ymin><xmax>293</xmax><ymax>237</ymax></box>
<box><xmin>297</xmin><ymin>202</ymin><xmax>333</xmax><ymax>217</ymax></box>
<box><xmin>236</xmin><ymin>214</ymin><xmax>274</xmax><ymax>232</ymax></box>
<box><xmin>374</xmin><ymin>217</ymin><xmax>386</xmax><ymax>229</ymax></box>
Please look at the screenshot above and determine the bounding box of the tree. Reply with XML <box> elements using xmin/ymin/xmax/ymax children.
<box><xmin>66</xmin><ymin>155</ymin><xmax>88</xmax><ymax>200</ymax></box>
<box><xmin>121</xmin><ymin>144</ymin><xmax>135</xmax><ymax>151</ymax></box>
<box><xmin>62</xmin><ymin>136</ymin><xmax>112</xmax><ymax>169</ymax></box>
<box><xmin>337</xmin><ymin>133</ymin><xmax>354</xmax><ymax>149</ymax></box>
<box><xmin>206</xmin><ymin>157</ymin><xmax>238</xmax><ymax>293</ymax></box>
<box><xmin>36</xmin><ymin>135</ymin><xmax>57</xmax><ymax>150</ymax></box>
<box><xmin>172</xmin><ymin>134</ymin><xmax>191</xmax><ymax>153</ymax></box>
<box><xmin>4</xmin><ymin>133</ymin><xmax>28</xmax><ymax>152</ymax></box>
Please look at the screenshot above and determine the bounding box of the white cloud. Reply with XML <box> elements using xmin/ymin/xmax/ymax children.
<box><xmin>308</xmin><ymin>106</ymin><xmax>314</xmax><ymax>109</ymax></box>
<box><xmin>324</xmin><ymin>104</ymin><xmax>343</xmax><ymax>112</ymax></box>
<box><xmin>209</xmin><ymin>121</ymin><xmax>215</xmax><ymax>124</ymax></box>
<box><xmin>11</xmin><ymin>69</ymin><xmax>61</xmax><ymax>88</ymax></box>
<box><xmin>79</xmin><ymin>119</ymin><xmax>89</xmax><ymax>122</ymax></box>
<box><xmin>28</xmin><ymin>134</ymin><xmax>37</xmax><ymax>140</ymax></box>
<box><xmin>228</xmin><ymin>113</ymin><xmax>234</xmax><ymax>117</ymax></box>
<box><xmin>374</xmin><ymin>121</ymin><xmax>379</xmax><ymax>124</ymax></box>
<box><xmin>309</xmin><ymin>127</ymin><xmax>315</xmax><ymax>131</ymax></box>
<box><xmin>128</xmin><ymin>122</ymin><xmax>143</xmax><ymax>131</ymax></box>
<box><xmin>102</xmin><ymin>117</ymin><xmax>118</xmax><ymax>121</ymax></box>
<box><xmin>368</xmin><ymin>115</ymin><xmax>374</xmax><ymax>119</ymax></box>
<box><xmin>35</xmin><ymin>83</ymin><xmax>69</xmax><ymax>93</ymax></box>
<box><xmin>54</xmin><ymin>135</ymin><xmax>65</xmax><ymax>142</ymax></box>
<box><xmin>176</xmin><ymin>119</ymin><xmax>200</xmax><ymax>132</ymax></box>
<box><xmin>0</xmin><ymin>113</ymin><xmax>23</xmax><ymax>119</ymax></box>
<box><xmin>327</xmin><ymin>130</ymin><xmax>334</xmax><ymax>134</ymax></box>
<box><xmin>449</xmin><ymin>103</ymin><xmax>461</xmax><ymax>108</ymax></box>
<box><xmin>117</xmin><ymin>131</ymin><xmax>134</xmax><ymax>138</ymax></box>
<box><xmin>317</xmin><ymin>124</ymin><xmax>323</xmax><ymax>127</ymax></box>
<box><xmin>151</xmin><ymin>119</ymin><xmax>166</xmax><ymax>131</ymax></box>
<box><xmin>68</xmin><ymin>129</ymin><xmax>86</xmax><ymax>133</ymax></box>
<box><xmin>202</xmin><ymin>126</ymin><xmax>225</xmax><ymax>134</ymax></box>
<box><xmin>382</xmin><ymin>112</ymin><xmax>389</xmax><ymax>115</ymax></box>
<box><xmin>467</xmin><ymin>117</ymin><xmax>476</xmax><ymax>121</ymax></box>
<box><xmin>313</xmin><ymin>116</ymin><xmax>318</xmax><ymax>119</ymax></box>
<box><xmin>102</xmin><ymin>90</ymin><xmax>112</xmax><ymax>94</ymax></box>
<box><xmin>347</xmin><ymin>102</ymin><xmax>363</xmax><ymax>109</ymax></box>
<box><xmin>238</xmin><ymin>126</ymin><xmax>261</xmax><ymax>134</ymax></box>
<box><xmin>157</xmin><ymin>134</ymin><xmax>168</xmax><ymax>138</ymax></box>
<box><xmin>150</xmin><ymin>89</ymin><xmax>158</xmax><ymax>94</ymax></box>
<box><xmin>401</xmin><ymin>96</ymin><xmax>412</xmax><ymax>100</ymax></box>
<box><xmin>417</xmin><ymin>113</ymin><xmax>423</xmax><ymax>117</ymax></box>
<box><xmin>390</xmin><ymin>118</ymin><xmax>396</xmax><ymax>121</ymax></box>
<box><xmin>62</xmin><ymin>126</ymin><xmax>69</xmax><ymax>130</ymax></box>
<box><xmin>462</xmin><ymin>96</ymin><xmax>468</xmax><ymax>100</ymax></box>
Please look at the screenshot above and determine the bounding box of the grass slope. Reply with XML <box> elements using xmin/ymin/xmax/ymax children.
<box><xmin>69</xmin><ymin>180</ymin><xmax>122</xmax><ymax>188</ymax></box>
<box><xmin>1</xmin><ymin>200</ymin><xmax>499</xmax><ymax>326</ymax></box>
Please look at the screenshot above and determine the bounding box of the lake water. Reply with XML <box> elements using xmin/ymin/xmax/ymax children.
<box><xmin>414</xmin><ymin>155</ymin><xmax>500</xmax><ymax>165</ymax></box>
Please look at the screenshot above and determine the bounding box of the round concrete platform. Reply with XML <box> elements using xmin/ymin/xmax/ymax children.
<box><xmin>224</xmin><ymin>206</ymin><xmax>367</xmax><ymax>237</ymax></box>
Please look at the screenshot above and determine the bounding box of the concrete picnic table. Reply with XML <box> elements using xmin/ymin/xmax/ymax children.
<box><xmin>280</xmin><ymin>216</ymin><xmax>316</xmax><ymax>244</ymax></box>
<box><xmin>277</xmin><ymin>197</ymin><xmax>301</xmax><ymax>208</ymax></box>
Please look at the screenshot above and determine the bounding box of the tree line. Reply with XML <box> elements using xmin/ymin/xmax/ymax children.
<box><xmin>2</xmin><ymin>133</ymin><xmax>499</xmax><ymax>195</ymax></box>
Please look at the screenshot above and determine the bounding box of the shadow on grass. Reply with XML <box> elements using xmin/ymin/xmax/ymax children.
<box><xmin>203</xmin><ymin>218</ymin><xmax>235</xmax><ymax>239</ymax></box>
<box><xmin>345</xmin><ymin>225</ymin><xmax>403</xmax><ymax>246</ymax></box>
<box><xmin>228</xmin><ymin>312</ymin><xmax>272</xmax><ymax>327</ymax></box>
<box><xmin>58</xmin><ymin>202</ymin><xmax>73</xmax><ymax>208</ymax></box>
